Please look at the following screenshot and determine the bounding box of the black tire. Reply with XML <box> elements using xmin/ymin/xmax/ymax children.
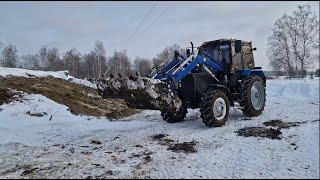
<box><xmin>239</xmin><ymin>75</ymin><xmax>266</xmax><ymax>117</ymax></box>
<box><xmin>160</xmin><ymin>105</ymin><xmax>187</xmax><ymax>123</ymax></box>
<box><xmin>200</xmin><ymin>89</ymin><xmax>230</xmax><ymax>127</ymax></box>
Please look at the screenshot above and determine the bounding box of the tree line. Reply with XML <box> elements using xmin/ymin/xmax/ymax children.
<box><xmin>0</xmin><ymin>40</ymin><xmax>184</xmax><ymax>79</ymax></box>
<box><xmin>267</xmin><ymin>4</ymin><xmax>319</xmax><ymax>78</ymax></box>
<box><xmin>2</xmin><ymin>4</ymin><xmax>318</xmax><ymax>79</ymax></box>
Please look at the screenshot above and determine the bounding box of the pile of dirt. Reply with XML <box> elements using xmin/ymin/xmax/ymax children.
<box><xmin>150</xmin><ymin>133</ymin><xmax>174</xmax><ymax>146</ymax></box>
<box><xmin>0</xmin><ymin>76</ymin><xmax>139</xmax><ymax>119</ymax></box>
<box><xmin>90</xmin><ymin>140</ymin><xmax>102</xmax><ymax>145</ymax></box>
<box><xmin>263</xmin><ymin>119</ymin><xmax>300</xmax><ymax>129</ymax></box>
<box><xmin>167</xmin><ymin>141</ymin><xmax>197</xmax><ymax>153</ymax></box>
<box><xmin>236</xmin><ymin>119</ymin><xmax>310</xmax><ymax>140</ymax></box>
<box><xmin>150</xmin><ymin>133</ymin><xmax>197</xmax><ymax>153</ymax></box>
<box><xmin>0</xmin><ymin>87</ymin><xmax>21</xmax><ymax>105</ymax></box>
<box><xmin>236</xmin><ymin>127</ymin><xmax>282</xmax><ymax>140</ymax></box>
<box><xmin>151</xmin><ymin>133</ymin><xmax>169</xmax><ymax>140</ymax></box>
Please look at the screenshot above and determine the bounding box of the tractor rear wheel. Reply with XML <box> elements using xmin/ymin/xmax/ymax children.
<box><xmin>160</xmin><ymin>105</ymin><xmax>187</xmax><ymax>123</ymax></box>
<box><xmin>200</xmin><ymin>89</ymin><xmax>230</xmax><ymax>127</ymax></box>
<box><xmin>239</xmin><ymin>75</ymin><xmax>266</xmax><ymax>117</ymax></box>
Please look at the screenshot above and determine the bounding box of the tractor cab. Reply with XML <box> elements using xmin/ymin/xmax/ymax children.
<box><xmin>199</xmin><ymin>39</ymin><xmax>256</xmax><ymax>73</ymax></box>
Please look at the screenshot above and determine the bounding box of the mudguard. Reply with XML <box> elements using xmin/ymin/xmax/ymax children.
<box><xmin>240</xmin><ymin>68</ymin><xmax>266</xmax><ymax>84</ymax></box>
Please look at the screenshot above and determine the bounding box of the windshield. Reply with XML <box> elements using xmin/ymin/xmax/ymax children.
<box><xmin>203</xmin><ymin>44</ymin><xmax>230</xmax><ymax>64</ymax></box>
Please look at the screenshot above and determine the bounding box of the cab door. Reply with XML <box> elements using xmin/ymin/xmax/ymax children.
<box><xmin>241</xmin><ymin>42</ymin><xmax>255</xmax><ymax>68</ymax></box>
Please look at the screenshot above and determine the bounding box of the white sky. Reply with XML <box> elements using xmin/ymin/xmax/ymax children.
<box><xmin>0</xmin><ymin>1</ymin><xmax>319</xmax><ymax>70</ymax></box>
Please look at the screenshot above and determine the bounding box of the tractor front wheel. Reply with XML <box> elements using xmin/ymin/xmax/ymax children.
<box><xmin>200</xmin><ymin>89</ymin><xmax>230</xmax><ymax>127</ymax></box>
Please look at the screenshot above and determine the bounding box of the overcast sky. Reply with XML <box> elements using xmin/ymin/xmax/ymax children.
<box><xmin>0</xmin><ymin>1</ymin><xmax>319</xmax><ymax>70</ymax></box>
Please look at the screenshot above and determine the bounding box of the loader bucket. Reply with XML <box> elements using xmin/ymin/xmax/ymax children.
<box><xmin>96</xmin><ymin>74</ymin><xmax>182</xmax><ymax>112</ymax></box>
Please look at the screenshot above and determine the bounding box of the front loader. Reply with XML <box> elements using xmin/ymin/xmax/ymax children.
<box><xmin>97</xmin><ymin>39</ymin><xmax>266</xmax><ymax>127</ymax></box>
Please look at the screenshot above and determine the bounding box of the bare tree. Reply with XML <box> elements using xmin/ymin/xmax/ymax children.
<box><xmin>94</xmin><ymin>40</ymin><xmax>107</xmax><ymax>78</ymax></box>
<box><xmin>267</xmin><ymin>4</ymin><xmax>319</xmax><ymax>78</ymax></box>
<box><xmin>133</xmin><ymin>57</ymin><xmax>152</xmax><ymax>76</ymax></box>
<box><xmin>63</xmin><ymin>48</ymin><xmax>81</xmax><ymax>76</ymax></box>
<box><xmin>46</xmin><ymin>48</ymin><xmax>62</xmax><ymax>71</ymax></box>
<box><xmin>152</xmin><ymin>44</ymin><xmax>185</xmax><ymax>66</ymax></box>
<box><xmin>107</xmin><ymin>50</ymin><xmax>131</xmax><ymax>75</ymax></box>
<box><xmin>0</xmin><ymin>41</ymin><xmax>3</xmax><ymax>66</ymax></box>
<box><xmin>83</xmin><ymin>51</ymin><xmax>96</xmax><ymax>78</ymax></box>
<box><xmin>1</xmin><ymin>44</ymin><xmax>18</xmax><ymax>68</ymax></box>
<box><xmin>0</xmin><ymin>41</ymin><xmax>3</xmax><ymax>52</ymax></box>
<box><xmin>38</xmin><ymin>45</ymin><xmax>48</xmax><ymax>70</ymax></box>
<box><xmin>21</xmin><ymin>54</ymin><xmax>40</xmax><ymax>70</ymax></box>
<box><xmin>267</xmin><ymin>15</ymin><xmax>295</xmax><ymax>78</ymax></box>
<box><xmin>287</xmin><ymin>5</ymin><xmax>319</xmax><ymax>77</ymax></box>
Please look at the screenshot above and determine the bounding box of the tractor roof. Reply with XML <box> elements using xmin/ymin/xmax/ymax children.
<box><xmin>201</xmin><ymin>39</ymin><xmax>251</xmax><ymax>47</ymax></box>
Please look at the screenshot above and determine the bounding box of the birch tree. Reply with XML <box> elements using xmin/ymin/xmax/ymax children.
<box><xmin>94</xmin><ymin>40</ymin><xmax>107</xmax><ymax>78</ymax></box>
<box><xmin>133</xmin><ymin>57</ymin><xmax>152</xmax><ymax>76</ymax></box>
<box><xmin>267</xmin><ymin>4</ymin><xmax>319</xmax><ymax>78</ymax></box>
<box><xmin>152</xmin><ymin>44</ymin><xmax>185</xmax><ymax>66</ymax></box>
<box><xmin>1</xmin><ymin>44</ymin><xmax>18</xmax><ymax>68</ymax></box>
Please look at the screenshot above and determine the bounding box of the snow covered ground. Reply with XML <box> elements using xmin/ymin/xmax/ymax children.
<box><xmin>0</xmin><ymin>67</ymin><xmax>97</xmax><ymax>89</ymax></box>
<box><xmin>0</xmin><ymin>69</ymin><xmax>319</xmax><ymax>178</ymax></box>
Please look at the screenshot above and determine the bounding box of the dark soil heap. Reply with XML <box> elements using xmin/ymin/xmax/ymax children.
<box><xmin>0</xmin><ymin>76</ymin><xmax>139</xmax><ymax>119</ymax></box>
<box><xmin>0</xmin><ymin>87</ymin><xmax>21</xmax><ymax>105</ymax></box>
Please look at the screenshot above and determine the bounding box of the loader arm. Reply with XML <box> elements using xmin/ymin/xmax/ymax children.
<box><xmin>172</xmin><ymin>54</ymin><xmax>224</xmax><ymax>83</ymax></box>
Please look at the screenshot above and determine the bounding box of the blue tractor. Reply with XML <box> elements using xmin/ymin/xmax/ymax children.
<box><xmin>98</xmin><ymin>39</ymin><xmax>266</xmax><ymax>127</ymax></box>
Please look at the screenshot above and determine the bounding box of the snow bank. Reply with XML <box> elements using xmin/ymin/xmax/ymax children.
<box><xmin>0</xmin><ymin>67</ymin><xmax>97</xmax><ymax>89</ymax></box>
<box><xmin>0</xmin><ymin>93</ymin><xmax>111</xmax><ymax>145</ymax></box>
<box><xmin>267</xmin><ymin>79</ymin><xmax>319</xmax><ymax>101</ymax></box>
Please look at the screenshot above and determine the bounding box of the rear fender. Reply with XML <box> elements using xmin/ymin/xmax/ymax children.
<box><xmin>240</xmin><ymin>69</ymin><xmax>266</xmax><ymax>84</ymax></box>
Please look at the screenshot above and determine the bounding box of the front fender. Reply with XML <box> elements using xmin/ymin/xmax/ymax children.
<box><xmin>206</xmin><ymin>84</ymin><xmax>234</xmax><ymax>106</ymax></box>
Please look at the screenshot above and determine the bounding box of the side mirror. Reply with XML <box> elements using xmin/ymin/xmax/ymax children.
<box><xmin>251</xmin><ymin>47</ymin><xmax>257</xmax><ymax>51</ymax></box>
<box><xmin>235</xmin><ymin>40</ymin><xmax>242</xmax><ymax>53</ymax></box>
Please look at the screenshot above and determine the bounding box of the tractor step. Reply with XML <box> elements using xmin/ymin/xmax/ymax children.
<box><xmin>97</xmin><ymin>73</ymin><xmax>182</xmax><ymax>112</ymax></box>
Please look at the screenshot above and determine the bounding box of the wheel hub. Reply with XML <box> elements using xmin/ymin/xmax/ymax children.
<box><xmin>213</xmin><ymin>97</ymin><xmax>227</xmax><ymax>121</ymax></box>
<box><xmin>251</xmin><ymin>81</ymin><xmax>265</xmax><ymax>111</ymax></box>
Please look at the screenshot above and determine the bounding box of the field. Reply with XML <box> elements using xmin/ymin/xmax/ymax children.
<box><xmin>0</xmin><ymin>67</ymin><xmax>319</xmax><ymax>178</ymax></box>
